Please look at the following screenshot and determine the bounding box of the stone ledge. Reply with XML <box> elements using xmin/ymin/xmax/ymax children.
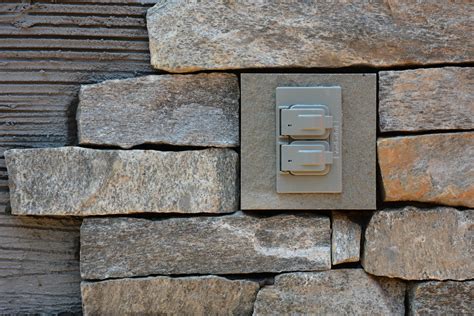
<box><xmin>78</xmin><ymin>73</ymin><xmax>239</xmax><ymax>148</ymax></box>
<box><xmin>147</xmin><ymin>2</ymin><xmax>472</xmax><ymax>72</ymax></box>
<box><xmin>5</xmin><ymin>147</ymin><xmax>238</xmax><ymax>216</ymax></box>
<box><xmin>80</xmin><ymin>213</ymin><xmax>331</xmax><ymax>280</ymax></box>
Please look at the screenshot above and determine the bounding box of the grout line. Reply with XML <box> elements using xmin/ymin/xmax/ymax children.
<box><xmin>379</xmin><ymin>128</ymin><xmax>474</xmax><ymax>138</ymax></box>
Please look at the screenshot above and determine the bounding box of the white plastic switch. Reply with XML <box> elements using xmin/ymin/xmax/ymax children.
<box><xmin>281</xmin><ymin>141</ymin><xmax>333</xmax><ymax>175</ymax></box>
<box><xmin>280</xmin><ymin>105</ymin><xmax>333</xmax><ymax>138</ymax></box>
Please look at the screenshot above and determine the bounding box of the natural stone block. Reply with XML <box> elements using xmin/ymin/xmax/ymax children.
<box><xmin>147</xmin><ymin>2</ymin><xmax>472</xmax><ymax>72</ymax></box>
<box><xmin>332</xmin><ymin>212</ymin><xmax>361</xmax><ymax>265</ymax></box>
<box><xmin>77</xmin><ymin>73</ymin><xmax>239</xmax><ymax>148</ymax></box>
<box><xmin>253</xmin><ymin>269</ymin><xmax>405</xmax><ymax>315</ymax></box>
<box><xmin>378</xmin><ymin>132</ymin><xmax>474</xmax><ymax>208</ymax></box>
<box><xmin>241</xmin><ymin>73</ymin><xmax>376</xmax><ymax>210</ymax></box>
<box><xmin>80</xmin><ymin>213</ymin><xmax>331</xmax><ymax>280</ymax></box>
<box><xmin>0</xmin><ymin>214</ymin><xmax>81</xmax><ymax>314</ymax></box>
<box><xmin>81</xmin><ymin>276</ymin><xmax>259</xmax><ymax>316</ymax></box>
<box><xmin>5</xmin><ymin>147</ymin><xmax>237</xmax><ymax>216</ymax></box>
<box><xmin>379</xmin><ymin>67</ymin><xmax>474</xmax><ymax>132</ymax></box>
<box><xmin>363</xmin><ymin>207</ymin><xmax>473</xmax><ymax>280</ymax></box>
<box><xmin>408</xmin><ymin>281</ymin><xmax>473</xmax><ymax>315</ymax></box>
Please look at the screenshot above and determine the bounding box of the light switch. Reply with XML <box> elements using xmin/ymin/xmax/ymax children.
<box><xmin>280</xmin><ymin>105</ymin><xmax>333</xmax><ymax>138</ymax></box>
<box><xmin>276</xmin><ymin>86</ymin><xmax>342</xmax><ymax>193</ymax></box>
<box><xmin>281</xmin><ymin>141</ymin><xmax>333</xmax><ymax>175</ymax></box>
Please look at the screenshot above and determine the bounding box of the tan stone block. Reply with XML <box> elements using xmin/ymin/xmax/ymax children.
<box><xmin>378</xmin><ymin>132</ymin><xmax>474</xmax><ymax>207</ymax></box>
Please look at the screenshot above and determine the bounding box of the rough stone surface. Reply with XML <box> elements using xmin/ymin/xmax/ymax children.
<box><xmin>80</xmin><ymin>213</ymin><xmax>331</xmax><ymax>280</ymax></box>
<box><xmin>241</xmin><ymin>74</ymin><xmax>376</xmax><ymax>210</ymax></box>
<box><xmin>378</xmin><ymin>132</ymin><xmax>474</xmax><ymax>208</ymax></box>
<box><xmin>77</xmin><ymin>73</ymin><xmax>239</xmax><ymax>148</ymax></box>
<box><xmin>147</xmin><ymin>1</ymin><xmax>473</xmax><ymax>72</ymax></box>
<box><xmin>253</xmin><ymin>269</ymin><xmax>405</xmax><ymax>315</ymax></box>
<box><xmin>0</xmin><ymin>214</ymin><xmax>81</xmax><ymax>314</ymax></box>
<box><xmin>379</xmin><ymin>67</ymin><xmax>474</xmax><ymax>132</ymax></box>
<box><xmin>408</xmin><ymin>281</ymin><xmax>474</xmax><ymax>315</ymax></box>
<box><xmin>363</xmin><ymin>207</ymin><xmax>473</xmax><ymax>281</ymax></box>
<box><xmin>5</xmin><ymin>147</ymin><xmax>238</xmax><ymax>216</ymax></box>
<box><xmin>332</xmin><ymin>212</ymin><xmax>361</xmax><ymax>265</ymax></box>
<box><xmin>81</xmin><ymin>276</ymin><xmax>259</xmax><ymax>316</ymax></box>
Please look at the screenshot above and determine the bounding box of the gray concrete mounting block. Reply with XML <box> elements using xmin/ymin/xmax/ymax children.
<box><xmin>241</xmin><ymin>74</ymin><xmax>376</xmax><ymax>210</ymax></box>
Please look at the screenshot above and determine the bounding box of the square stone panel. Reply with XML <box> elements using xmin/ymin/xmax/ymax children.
<box><xmin>241</xmin><ymin>73</ymin><xmax>376</xmax><ymax>210</ymax></box>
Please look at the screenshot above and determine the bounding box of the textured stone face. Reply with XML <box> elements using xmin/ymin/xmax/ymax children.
<box><xmin>253</xmin><ymin>270</ymin><xmax>405</xmax><ymax>315</ymax></box>
<box><xmin>331</xmin><ymin>212</ymin><xmax>361</xmax><ymax>265</ymax></box>
<box><xmin>5</xmin><ymin>147</ymin><xmax>238</xmax><ymax>216</ymax></box>
<box><xmin>81</xmin><ymin>276</ymin><xmax>259</xmax><ymax>316</ymax></box>
<box><xmin>77</xmin><ymin>73</ymin><xmax>239</xmax><ymax>148</ymax></box>
<box><xmin>378</xmin><ymin>133</ymin><xmax>474</xmax><ymax>207</ymax></box>
<box><xmin>408</xmin><ymin>281</ymin><xmax>473</xmax><ymax>315</ymax></box>
<box><xmin>363</xmin><ymin>207</ymin><xmax>474</xmax><ymax>280</ymax></box>
<box><xmin>80</xmin><ymin>213</ymin><xmax>331</xmax><ymax>280</ymax></box>
<box><xmin>379</xmin><ymin>67</ymin><xmax>474</xmax><ymax>132</ymax></box>
<box><xmin>147</xmin><ymin>1</ymin><xmax>472</xmax><ymax>72</ymax></box>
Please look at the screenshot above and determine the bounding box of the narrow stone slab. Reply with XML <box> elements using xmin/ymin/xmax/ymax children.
<box><xmin>77</xmin><ymin>73</ymin><xmax>239</xmax><ymax>148</ymax></box>
<box><xmin>0</xmin><ymin>214</ymin><xmax>81</xmax><ymax>314</ymax></box>
<box><xmin>331</xmin><ymin>212</ymin><xmax>361</xmax><ymax>265</ymax></box>
<box><xmin>379</xmin><ymin>67</ymin><xmax>474</xmax><ymax>132</ymax></box>
<box><xmin>363</xmin><ymin>207</ymin><xmax>473</xmax><ymax>280</ymax></box>
<box><xmin>5</xmin><ymin>147</ymin><xmax>238</xmax><ymax>216</ymax></box>
<box><xmin>147</xmin><ymin>2</ymin><xmax>472</xmax><ymax>72</ymax></box>
<box><xmin>378</xmin><ymin>132</ymin><xmax>474</xmax><ymax>207</ymax></box>
<box><xmin>81</xmin><ymin>276</ymin><xmax>259</xmax><ymax>316</ymax></box>
<box><xmin>253</xmin><ymin>270</ymin><xmax>405</xmax><ymax>315</ymax></box>
<box><xmin>80</xmin><ymin>213</ymin><xmax>331</xmax><ymax>279</ymax></box>
<box><xmin>408</xmin><ymin>281</ymin><xmax>473</xmax><ymax>315</ymax></box>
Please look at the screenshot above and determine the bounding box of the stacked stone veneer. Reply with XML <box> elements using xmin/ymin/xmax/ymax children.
<box><xmin>4</xmin><ymin>1</ymin><xmax>473</xmax><ymax>315</ymax></box>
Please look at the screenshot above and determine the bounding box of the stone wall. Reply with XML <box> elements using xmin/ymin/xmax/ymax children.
<box><xmin>1</xmin><ymin>1</ymin><xmax>473</xmax><ymax>315</ymax></box>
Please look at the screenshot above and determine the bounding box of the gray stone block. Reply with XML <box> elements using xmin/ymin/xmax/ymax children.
<box><xmin>253</xmin><ymin>270</ymin><xmax>406</xmax><ymax>315</ymax></box>
<box><xmin>408</xmin><ymin>281</ymin><xmax>473</xmax><ymax>315</ymax></box>
<box><xmin>77</xmin><ymin>73</ymin><xmax>239</xmax><ymax>148</ymax></box>
<box><xmin>6</xmin><ymin>147</ymin><xmax>238</xmax><ymax>216</ymax></box>
<box><xmin>363</xmin><ymin>207</ymin><xmax>474</xmax><ymax>280</ymax></box>
<box><xmin>332</xmin><ymin>212</ymin><xmax>362</xmax><ymax>265</ymax></box>
<box><xmin>147</xmin><ymin>1</ymin><xmax>473</xmax><ymax>72</ymax></box>
<box><xmin>379</xmin><ymin>67</ymin><xmax>473</xmax><ymax>132</ymax></box>
<box><xmin>241</xmin><ymin>73</ymin><xmax>376</xmax><ymax>210</ymax></box>
<box><xmin>80</xmin><ymin>213</ymin><xmax>331</xmax><ymax>280</ymax></box>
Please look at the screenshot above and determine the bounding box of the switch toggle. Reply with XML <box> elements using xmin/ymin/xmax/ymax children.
<box><xmin>281</xmin><ymin>141</ymin><xmax>333</xmax><ymax>175</ymax></box>
<box><xmin>280</xmin><ymin>105</ymin><xmax>333</xmax><ymax>138</ymax></box>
